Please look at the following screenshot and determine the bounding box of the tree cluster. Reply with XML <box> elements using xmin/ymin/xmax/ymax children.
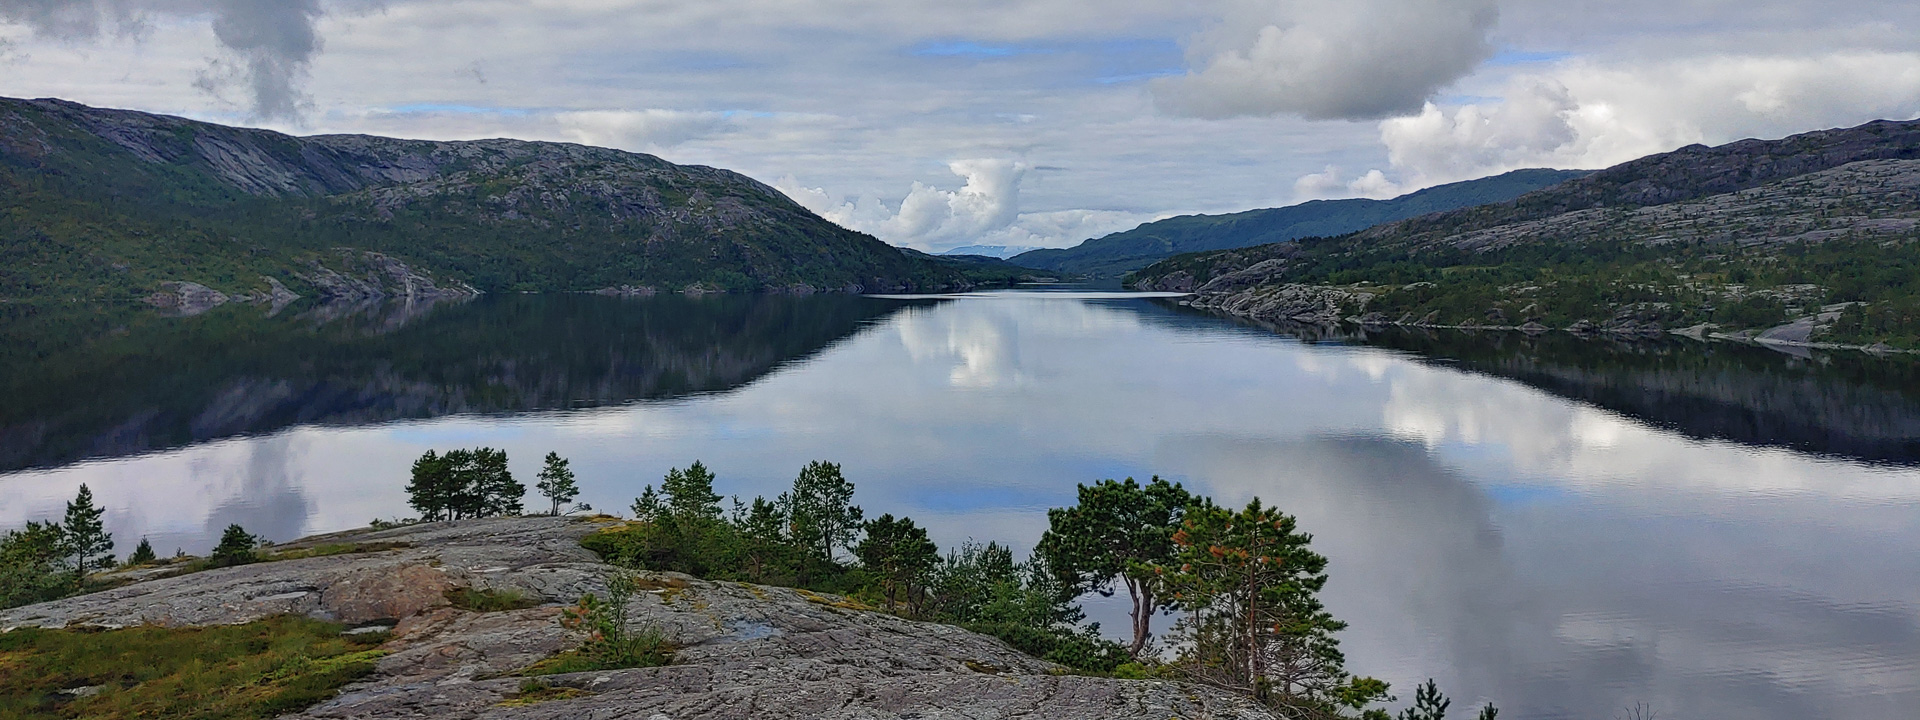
<box><xmin>405</xmin><ymin>448</ymin><xmax>526</xmax><ymax>521</ymax></box>
<box><xmin>0</xmin><ymin>484</ymin><xmax>115</xmax><ymax>609</ymax></box>
<box><xmin>584</xmin><ymin>460</ymin><xmax>1128</xmax><ymax>672</ymax></box>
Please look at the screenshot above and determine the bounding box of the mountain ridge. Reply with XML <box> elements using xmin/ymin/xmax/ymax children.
<box><xmin>0</xmin><ymin>96</ymin><xmax>1004</xmax><ymax>302</ymax></box>
<box><xmin>1007</xmin><ymin>168</ymin><xmax>1591</xmax><ymax>277</ymax></box>
<box><xmin>1129</xmin><ymin>118</ymin><xmax>1920</xmax><ymax>349</ymax></box>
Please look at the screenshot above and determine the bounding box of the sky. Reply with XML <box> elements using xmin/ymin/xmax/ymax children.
<box><xmin>1</xmin><ymin>1</ymin><xmax>1918</xmax><ymax>253</ymax></box>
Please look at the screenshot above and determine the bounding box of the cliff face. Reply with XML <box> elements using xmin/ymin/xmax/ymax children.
<box><xmin>0</xmin><ymin>516</ymin><xmax>1275</xmax><ymax>720</ymax></box>
<box><xmin>0</xmin><ymin>97</ymin><xmax>973</xmax><ymax>300</ymax></box>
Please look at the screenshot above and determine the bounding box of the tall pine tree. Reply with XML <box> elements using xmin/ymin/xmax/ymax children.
<box><xmin>62</xmin><ymin>484</ymin><xmax>113</xmax><ymax>582</ymax></box>
<box><xmin>536</xmin><ymin>452</ymin><xmax>580</xmax><ymax>516</ymax></box>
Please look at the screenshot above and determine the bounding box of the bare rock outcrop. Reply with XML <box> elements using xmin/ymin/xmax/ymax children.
<box><xmin>0</xmin><ymin>517</ymin><xmax>1275</xmax><ymax>720</ymax></box>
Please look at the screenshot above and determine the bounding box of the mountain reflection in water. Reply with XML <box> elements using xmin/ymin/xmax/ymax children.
<box><xmin>2</xmin><ymin>291</ymin><xmax>1917</xmax><ymax>720</ymax></box>
<box><xmin>0</xmin><ymin>294</ymin><xmax>925</xmax><ymax>472</ymax></box>
<box><xmin>1169</xmin><ymin>305</ymin><xmax>1920</xmax><ymax>465</ymax></box>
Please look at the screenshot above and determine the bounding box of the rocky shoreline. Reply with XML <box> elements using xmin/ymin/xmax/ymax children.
<box><xmin>1170</xmin><ymin>284</ymin><xmax>1916</xmax><ymax>355</ymax></box>
<box><xmin>0</xmin><ymin>516</ymin><xmax>1274</xmax><ymax>720</ymax></box>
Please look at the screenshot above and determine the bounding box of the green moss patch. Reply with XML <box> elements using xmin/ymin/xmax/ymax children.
<box><xmin>0</xmin><ymin>615</ymin><xmax>388</xmax><ymax>720</ymax></box>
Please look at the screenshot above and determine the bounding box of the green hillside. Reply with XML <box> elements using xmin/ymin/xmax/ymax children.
<box><xmin>1007</xmin><ymin>168</ymin><xmax>1589</xmax><ymax>277</ymax></box>
<box><xmin>1130</xmin><ymin>119</ymin><xmax>1920</xmax><ymax>349</ymax></box>
<box><xmin>0</xmin><ymin>97</ymin><xmax>1005</xmax><ymax>303</ymax></box>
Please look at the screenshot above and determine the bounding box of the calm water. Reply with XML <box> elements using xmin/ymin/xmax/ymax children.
<box><xmin>4</xmin><ymin>290</ymin><xmax>1919</xmax><ymax>719</ymax></box>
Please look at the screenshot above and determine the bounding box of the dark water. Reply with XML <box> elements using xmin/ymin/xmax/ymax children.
<box><xmin>3</xmin><ymin>291</ymin><xmax>1918</xmax><ymax>719</ymax></box>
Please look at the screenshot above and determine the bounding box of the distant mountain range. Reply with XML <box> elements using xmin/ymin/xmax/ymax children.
<box><xmin>939</xmin><ymin>244</ymin><xmax>1042</xmax><ymax>259</ymax></box>
<box><xmin>0</xmin><ymin>97</ymin><xmax>1017</xmax><ymax>304</ymax></box>
<box><xmin>1131</xmin><ymin>118</ymin><xmax>1920</xmax><ymax>349</ymax></box>
<box><xmin>1006</xmin><ymin>168</ymin><xmax>1591</xmax><ymax>278</ymax></box>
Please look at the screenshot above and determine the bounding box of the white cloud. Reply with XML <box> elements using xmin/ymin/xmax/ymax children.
<box><xmin>778</xmin><ymin>159</ymin><xmax>1029</xmax><ymax>252</ymax></box>
<box><xmin>1153</xmin><ymin>0</ymin><xmax>1497</xmax><ymax>120</ymax></box>
<box><xmin>779</xmin><ymin>165</ymin><xmax>1162</xmax><ymax>252</ymax></box>
<box><xmin>1377</xmin><ymin>52</ymin><xmax>1920</xmax><ymax>186</ymax></box>
<box><xmin>1293</xmin><ymin>165</ymin><xmax>1404</xmax><ymax>201</ymax></box>
<box><xmin>556</xmin><ymin>109</ymin><xmax>733</xmax><ymax>151</ymax></box>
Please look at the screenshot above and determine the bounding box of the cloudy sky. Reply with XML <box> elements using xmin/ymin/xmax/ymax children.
<box><xmin>2</xmin><ymin>0</ymin><xmax>1917</xmax><ymax>253</ymax></box>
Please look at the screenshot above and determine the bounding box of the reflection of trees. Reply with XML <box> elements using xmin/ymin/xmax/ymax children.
<box><xmin>0</xmin><ymin>294</ymin><xmax>925</xmax><ymax>473</ymax></box>
<box><xmin>1151</xmin><ymin>300</ymin><xmax>1920</xmax><ymax>464</ymax></box>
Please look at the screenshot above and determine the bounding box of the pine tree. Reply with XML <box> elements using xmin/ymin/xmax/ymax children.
<box><xmin>470</xmin><ymin>448</ymin><xmax>524</xmax><ymax>517</ymax></box>
<box><xmin>783</xmin><ymin>461</ymin><xmax>863</xmax><ymax>562</ymax></box>
<box><xmin>126</xmin><ymin>538</ymin><xmax>157</xmax><ymax>566</ymax></box>
<box><xmin>1036</xmin><ymin>476</ymin><xmax>1192</xmax><ymax>658</ymax></box>
<box><xmin>661</xmin><ymin>461</ymin><xmax>722</xmax><ymax>521</ymax></box>
<box><xmin>855</xmin><ymin>514</ymin><xmax>939</xmax><ymax>610</ymax></box>
<box><xmin>406</xmin><ymin>450</ymin><xmax>454</xmax><ymax>521</ymax></box>
<box><xmin>62</xmin><ymin>484</ymin><xmax>113</xmax><ymax>582</ymax></box>
<box><xmin>536</xmin><ymin>452</ymin><xmax>580</xmax><ymax>516</ymax></box>
<box><xmin>1157</xmin><ymin>498</ymin><xmax>1390</xmax><ymax>716</ymax></box>
<box><xmin>209</xmin><ymin>524</ymin><xmax>259</xmax><ymax>568</ymax></box>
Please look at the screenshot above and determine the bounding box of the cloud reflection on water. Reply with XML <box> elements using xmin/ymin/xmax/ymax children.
<box><xmin>2</xmin><ymin>292</ymin><xmax>1916</xmax><ymax>718</ymax></box>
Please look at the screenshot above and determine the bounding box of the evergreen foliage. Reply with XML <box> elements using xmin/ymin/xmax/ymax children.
<box><xmin>544</xmin><ymin>572</ymin><xmax>674</xmax><ymax>673</ymax></box>
<box><xmin>127</xmin><ymin>537</ymin><xmax>158</xmax><ymax>566</ymax></box>
<box><xmin>0</xmin><ymin>521</ymin><xmax>70</xmax><ymax>608</ymax></box>
<box><xmin>1155</xmin><ymin>498</ymin><xmax>1391</xmax><ymax>718</ymax></box>
<box><xmin>581</xmin><ymin>460</ymin><xmax>1128</xmax><ymax>673</ymax></box>
<box><xmin>854</xmin><ymin>514</ymin><xmax>940</xmax><ymax>609</ymax></box>
<box><xmin>1036</xmin><ymin>476</ymin><xmax>1193</xmax><ymax>657</ymax></box>
<box><xmin>535</xmin><ymin>452</ymin><xmax>580</xmax><ymax>516</ymax></box>
<box><xmin>405</xmin><ymin>447</ymin><xmax>525</xmax><ymax>521</ymax></box>
<box><xmin>784</xmin><ymin>460</ymin><xmax>864</xmax><ymax>562</ymax></box>
<box><xmin>209</xmin><ymin>524</ymin><xmax>261</xmax><ymax>568</ymax></box>
<box><xmin>61</xmin><ymin>483</ymin><xmax>114</xmax><ymax>580</ymax></box>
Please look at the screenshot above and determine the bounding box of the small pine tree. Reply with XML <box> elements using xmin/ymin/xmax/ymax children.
<box><xmin>631</xmin><ymin>486</ymin><xmax>666</xmax><ymax>522</ymax></box>
<box><xmin>209</xmin><ymin>524</ymin><xmax>260</xmax><ymax>568</ymax></box>
<box><xmin>1398</xmin><ymin>679</ymin><xmax>1451</xmax><ymax>720</ymax></box>
<box><xmin>784</xmin><ymin>461</ymin><xmax>863</xmax><ymax>562</ymax></box>
<box><xmin>661</xmin><ymin>461</ymin><xmax>722</xmax><ymax>522</ymax></box>
<box><xmin>406</xmin><ymin>450</ymin><xmax>454</xmax><ymax>521</ymax></box>
<box><xmin>126</xmin><ymin>538</ymin><xmax>157</xmax><ymax>566</ymax></box>
<box><xmin>855</xmin><ymin>514</ymin><xmax>939</xmax><ymax>610</ymax></box>
<box><xmin>62</xmin><ymin>484</ymin><xmax>114</xmax><ymax>582</ymax></box>
<box><xmin>536</xmin><ymin>452</ymin><xmax>580</xmax><ymax>516</ymax></box>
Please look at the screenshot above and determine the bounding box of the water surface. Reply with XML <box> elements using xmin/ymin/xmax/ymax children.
<box><xmin>3</xmin><ymin>291</ymin><xmax>1917</xmax><ymax>719</ymax></box>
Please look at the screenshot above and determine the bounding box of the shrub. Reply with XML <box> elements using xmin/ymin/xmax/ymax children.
<box><xmin>209</xmin><ymin>524</ymin><xmax>261</xmax><ymax>568</ymax></box>
<box><xmin>531</xmin><ymin>572</ymin><xmax>674</xmax><ymax>674</ymax></box>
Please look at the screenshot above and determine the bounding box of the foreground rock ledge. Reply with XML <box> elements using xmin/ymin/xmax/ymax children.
<box><xmin>0</xmin><ymin>516</ymin><xmax>1274</xmax><ymax>720</ymax></box>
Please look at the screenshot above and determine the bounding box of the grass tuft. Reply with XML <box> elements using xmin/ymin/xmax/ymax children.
<box><xmin>0</xmin><ymin>615</ymin><xmax>388</xmax><ymax>720</ymax></box>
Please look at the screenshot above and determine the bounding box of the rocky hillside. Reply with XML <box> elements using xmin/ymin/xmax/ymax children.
<box><xmin>0</xmin><ymin>516</ymin><xmax>1274</xmax><ymax>720</ymax></box>
<box><xmin>1009</xmin><ymin>168</ymin><xmax>1588</xmax><ymax>278</ymax></box>
<box><xmin>1132</xmin><ymin>119</ymin><xmax>1920</xmax><ymax>349</ymax></box>
<box><xmin>0</xmin><ymin>97</ymin><xmax>992</xmax><ymax>302</ymax></box>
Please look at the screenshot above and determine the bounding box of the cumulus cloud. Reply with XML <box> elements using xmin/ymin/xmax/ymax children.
<box><xmin>556</xmin><ymin>109</ymin><xmax>734</xmax><ymax>150</ymax></box>
<box><xmin>0</xmin><ymin>0</ymin><xmax>334</xmax><ymax>119</ymax></box>
<box><xmin>778</xmin><ymin>159</ymin><xmax>1029</xmax><ymax>251</ymax></box>
<box><xmin>1153</xmin><ymin>0</ymin><xmax>1498</xmax><ymax>121</ymax></box>
<box><xmin>1377</xmin><ymin>52</ymin><xmax>1920</xmax><ymax>185</ymax></box>
<box><xmin>1293</xmin><ymin>165</ymin><xmax>1403</xmax><ymax>200</ymax></box>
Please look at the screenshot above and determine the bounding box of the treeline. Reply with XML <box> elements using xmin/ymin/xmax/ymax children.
<box><xmin>2</xmin><ymin>451</ymin><xmax>1497</xmax><ymax>719</ymax></box>
<box><xmin>590</xmin><ymin>463</ymin><xmax>1495</xmax><ymax>720</ymax></box>
<box><xmin>0</xmin><ymin>484</ymin><xmax>297</xmax><ymax>610</ymax></box>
